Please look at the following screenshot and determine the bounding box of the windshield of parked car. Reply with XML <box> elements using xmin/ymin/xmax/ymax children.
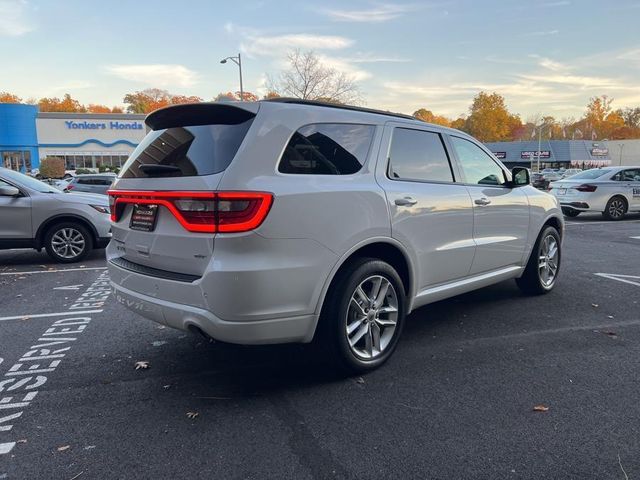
<box><xmin>1</xmin><ymin>168</ymin><xmax>59</xmax><ymax>193</ymax></box>
<box><xmin>569</xmin><ymin>168</ymin><xmax>614</xmax><ymax>180</ymax></box>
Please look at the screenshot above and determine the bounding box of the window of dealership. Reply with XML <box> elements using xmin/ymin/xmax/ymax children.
<box><xmin>0</xmin><ymin>103</ymin><xmax>146</xmax><ymax>173</ymax></box>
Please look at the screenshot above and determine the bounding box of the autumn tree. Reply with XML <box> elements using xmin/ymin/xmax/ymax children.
<box><xmin>413</xmin><ymin>108</ymin><xmax>451</xmax><ymax>127</ymax></box>
<box><xmin>87</xmin><ymin>104</ymin><xmax>112</xmax><ymax>113</ymax></box>
<box><xmin>450</xmin><ymin>117</ymin><xmax>466</xmax><ymax>131</ymax></box>
<box><xmin>618</xmin><ymin>107</ymin><xmax>640</xmax><ymax>129</ymax></box>
<box><xmin>0</xmin><ymin>92</ymin><xmax>22</xmax><ymax>103</ymax></box>
<box><xmin>38</xmin><ymin>93</ymin><xmax>86</xmax><ymax>113</ymax></box>
<box><xmin>269</xmin><ymin>50</ymin><xmax>361</xmax><ymax>105</ymax></box>
<box><xmin>263</xmin><ymin>91</ymin><xmax>280</xmax><ymax>100</ymax></box>
<box><xmin>123</xmin><ymin>88</ymin><xmax>202</xmax><ymax>113</ymax></box>
<box><xmin>214</xmin><ymin>91</ymin><xmax>258</xmax><ymax>102</ymax></box>
<box><xmin>464</xmin><ymin>92</ymin><xmax>521</xmax><ymax>142</ymax></box>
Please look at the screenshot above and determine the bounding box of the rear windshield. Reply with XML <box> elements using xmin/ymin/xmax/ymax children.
<box><xmin>570</xmin><ymin>168</ymin><xmax>613</xmax><ymax>180</ymax></box>
<box><xmin>119</xmin><ymin>119</ymin><xmax>253</xmax><ymax>178</ymax></box>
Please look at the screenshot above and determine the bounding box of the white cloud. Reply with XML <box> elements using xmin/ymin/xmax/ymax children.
<box><xmin>521</xmin><ymin>29</ymin><xmax>559</xmax><ymax>37</ymax></box>
<box><xmin>0</xmin><ymin>0</ymin><xmax>34</xmax><ymax>36</ymax></box>
<box><xmin>241</xmin><ymin>34</ymin><xmax>353</xmax><ymax>56</ymax></box>
<box><xmin>104</xmin><ymin>64</ymin><xmax>198</xmax><ymax>87</ymax></box>
<box><xmin>315</xmin><ymin>54</ymin><xmax>372</xmax><ymax>81</ymax></box>
<box><xmin>322</xmin><ymin>3</ymin><xmax>415</xmax><ymax>23</ymax></box>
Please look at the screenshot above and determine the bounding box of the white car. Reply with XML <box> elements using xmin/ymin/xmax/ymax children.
<box><xmin>549</xmin><ymin>166</ymin><xmax>640</xmax><ymax>219</ymax></box>
<box><xmin>106</xmin><ymin>99</ymin><xmax>564</xmax><ymax>373</ymax></box>
<box><xmin>560</xmin><ymin>168</ymin><xmax>582</xmax><ymax>179</ymax></box>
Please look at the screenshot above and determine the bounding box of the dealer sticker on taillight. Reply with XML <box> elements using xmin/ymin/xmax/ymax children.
<box><xmin>130</xmin><ymin>204</ymin><xmax>158</xmax><ymax>232</ymax></box>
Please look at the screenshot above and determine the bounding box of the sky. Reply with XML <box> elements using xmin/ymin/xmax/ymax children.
<box><xmin>1</xmin><ymin>0</ymin><xmax>639</xmax><ymax>120</ymax></box>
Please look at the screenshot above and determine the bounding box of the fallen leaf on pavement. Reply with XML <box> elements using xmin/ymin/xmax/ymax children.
<box><xmin>355</xmin><ymin>377</ymin><xmax>365</xmax><ymax>384</ymax></box>
<box><xmin>186</xmin><ymin>412</ymin><xmax>199</xmax><ymax>419</ymax></box>
<box><xmin>603</xmin><ymin>331</ymin><xmax>617</xmax><ymax>337</ymax></box>
<box><xmin>591</xmin><ymin>303</ymin><xmax>599</xmax><ymax>308</ymax></box>
<box><xmin>533</xmin><ymin>405</ymin><xmax>549</xmax><ymax>412</ymax></box>
<box><xmin>17</xmin><ymin>439</ymin><xmax>27</xmax><ymax>444</ymax></box>
<box><xmin>57</xmin><ymin>445</ymin><xmax>70</xmax><ymax>452</ymax></box>
<box><xmin>134</xmin><ymin>361</ymin><xmax>150</xmax><ymax>370</ymax></box>
<box><xmin>607</xmin><ymin>315</ymin><xmax>614</xmax><ymax>319</ymax></box>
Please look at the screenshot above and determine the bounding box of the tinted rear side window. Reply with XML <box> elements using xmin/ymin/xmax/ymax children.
<box><xmin>120</xmin><ymin>119</ymin><xmax>253</xmax><ymax>178</ymax></box>
<box><xmin>388</xmin><ymin>128</ymin><xmax>453</xmax><ymax>182</ymax></box>
<box><xmin>278</xmin><ymin>123</ymin><xmax>375</xmax><ymax>175</ymax></box>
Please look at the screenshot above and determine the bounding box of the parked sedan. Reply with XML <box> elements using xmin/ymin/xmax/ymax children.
<box><xmin>549</xmin><ymin>166</ymin><xmax>640</xmax><ymax>219</ymax></box>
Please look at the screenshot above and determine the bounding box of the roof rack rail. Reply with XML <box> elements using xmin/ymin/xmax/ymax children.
<box><xmin>262</xmin><ymin>97</ymin><xmax>416</xmax><ymax>121</ymax></box>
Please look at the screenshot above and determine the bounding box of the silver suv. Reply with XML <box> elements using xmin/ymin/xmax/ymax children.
<box><xmin>0</xmin><ymin>167</ymin><xmax>112</xmax><ymax>262</ymax></box>
<box><xmin>107</xmin><ymin>99</ymin><xmax>564</xmax><ymax>372</ymax></box>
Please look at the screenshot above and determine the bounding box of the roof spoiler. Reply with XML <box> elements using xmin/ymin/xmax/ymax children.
<box><xmin>145</xmin><ymin>102</ymin><xmax>260</xmax><ymax>130</ymax></box>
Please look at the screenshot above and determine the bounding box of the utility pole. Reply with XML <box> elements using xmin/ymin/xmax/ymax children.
<box><xmin>220</xmin><ymin>53</ymin><xmax>244</xmax><ymax>100</ymax></box>
<box><xmin>618</xmin><ymin>143</ymin><xmax>625</xmax><ymax>166</ymax></box>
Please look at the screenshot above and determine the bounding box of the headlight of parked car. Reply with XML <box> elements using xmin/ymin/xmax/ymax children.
<box><xmin>90</xmin><ymin>204</ymin><xmax>111</xmax><ymax>214</ymax></box>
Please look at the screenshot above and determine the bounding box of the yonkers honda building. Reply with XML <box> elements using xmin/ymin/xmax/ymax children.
<box><xmin>0</xmin><ymin>103</ymin><xmax>145</xmax><ymax>172</ymax></box>
<box><xmin>485</xmin><ymin>139</ymin><xmax>640</xmax><ymax>170</ymax></box>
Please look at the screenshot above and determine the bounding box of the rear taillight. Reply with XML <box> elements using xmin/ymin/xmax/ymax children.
<box><xmin>574</xmin><ymin>184</ymin><xmax>597</xmax><ymax>192</ymax></box>
<box><xmin>107</xmin><ymin>190</ymin><xmax>273</xmax><ymax>233</ymax></box>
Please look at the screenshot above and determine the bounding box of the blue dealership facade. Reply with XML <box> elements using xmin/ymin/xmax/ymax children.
<box><xmin>0</xmin><ymin>103</ymin><xmax>145</xmax><ymax>172</ymax></box>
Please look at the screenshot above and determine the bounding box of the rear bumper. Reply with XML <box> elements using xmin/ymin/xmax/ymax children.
<box><xmin>111</xmin><ymin>280</ymin><xmax>317</xmax><ymax>344</ymax></box>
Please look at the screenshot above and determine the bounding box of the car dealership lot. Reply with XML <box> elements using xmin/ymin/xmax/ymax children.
<box><xmin>1</xmin><ymin>215</ymin><xmax>639</xmax><ymax>479</ymax></box>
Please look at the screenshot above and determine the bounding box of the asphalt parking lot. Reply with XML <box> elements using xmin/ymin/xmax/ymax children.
<box><xmin>0</xmin><ymin>213</ymin><xmax>639</xmax><ymax>480</ymax></box>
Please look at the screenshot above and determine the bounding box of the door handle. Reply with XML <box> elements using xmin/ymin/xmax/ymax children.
<box><xmin>474</xmin><ymin>197</ymin><xmax>491</xmax><ymax>206</ymax></box>
<box><xmin>395</xmin><ymin>197</ymin><xmax>418</xmax><ymax>207</ymax></box>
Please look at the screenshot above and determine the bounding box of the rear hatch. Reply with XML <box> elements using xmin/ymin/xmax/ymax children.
<box><xmin>108</xmin><ymin>102</ymin><xmax>264</xmax><ymax>277</ymax></box>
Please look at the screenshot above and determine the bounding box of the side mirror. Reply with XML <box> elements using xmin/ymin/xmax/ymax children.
<box><xmin>0</xmin><ymin>185</ymin><xmax>20</xmax><ymax>197</ymax></box>
<box><xmin>511</xmin><ymin>167</ymin><xmax>530</xmax><ymax>187</ymax></box>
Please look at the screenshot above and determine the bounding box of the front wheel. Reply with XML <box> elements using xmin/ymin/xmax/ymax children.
<box><xmin>44</xmin><ymin>222</ymin><xmax>93</xmax><ymax>263</ymax></box>
<box><xmin>317</xmin><ymin>258</ymin><xmax>406</xmax><ymax>374</ymax></box>
<box><xmin>516</xmin><ymin>225</ymin><xmax>561</xmax><ymax>295</ymax></box>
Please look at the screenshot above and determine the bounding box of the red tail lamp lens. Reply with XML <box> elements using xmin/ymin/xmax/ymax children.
<box><xmin>107</xmin><ymin>191</ymin><xmax>273</xmax><ymax>233</ymax></box>
<box><xmin>575</xmin><ymin>184</ymin><xmax>597</xmax><ymax>192</ymax></box>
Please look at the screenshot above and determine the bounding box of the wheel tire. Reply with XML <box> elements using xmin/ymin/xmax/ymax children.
<box><xmin>44</xmin><ymin>222</ymin><xmax>93</xmax><ymax>263</ymax></box>
<box><xmin>316</xmin><ymin>258</ymin><xmax>407</xmax><ymax>374</ymax></box>
<box><xmin>602</xmin><ymin>196</ymin><xmax>627</xmax><ymax>221</ymax></box>
<box><xmin>516</xmin><ymin>225</ymin><xmax>561</xmax><ymax>295</ymax></box>
<box><xmin>562</xmin><ymin>208</ymin><xmax>580</xmax><ymax>218</ymax></box>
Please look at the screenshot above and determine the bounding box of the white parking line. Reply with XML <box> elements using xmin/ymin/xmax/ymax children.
<box><xmin>0</xmin><ymin>310</ymin><xmax>104</xmax><ymax>322</ymax></box>
<box><xmin>0</xmin><ymin>442</ymin><xmax>15</xmax><ymax>454</ymax></box>
<box><xmin>595</xmin><ymin>273</ymin><xmax>640</xmax><ymax>287</ymax></box>
<box><xmin>0</xmin><ymin>267</ymin><xmax>107</xmax><ymax>276</ymax></box>
<box><xmin>631</xmin><ymin>236</ymin><xmax>640</xmax><ymax>240</ymax></box>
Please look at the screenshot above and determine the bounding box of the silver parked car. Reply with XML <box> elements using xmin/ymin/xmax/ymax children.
<box><xmin>65</xmin><ymin>173</ymin><xmax>116</xmax><ymax>195</ymax></box>
<box><xmin>0</xmin><ymin>167</ymin><xmax>112</xmax><ymax>262</ymax></box>
<box><xmin>549</xmin><ymin>166</ymin><xmax>640</xmax><ymax>219</ymax></box>
<box><xmin>107</xmin><ymin>99</ymin><xmax>564</xmax><ymax>372</ymax></box>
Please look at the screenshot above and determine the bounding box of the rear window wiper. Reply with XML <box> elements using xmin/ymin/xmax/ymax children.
<box><xmin>138</xmin><ymin>164</ymin><xmax>182</xmax><ymax>176</ymax></box>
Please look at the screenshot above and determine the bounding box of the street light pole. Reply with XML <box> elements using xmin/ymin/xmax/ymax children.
<box><xmin>618</xmin><ymin>143</ymin><xmax>625</xmax><ymax>166</ymax></box>
<box><xmin>220</xmin><ymin>52</ymin><xmax>244</xmax><ymax>100</ymax></box>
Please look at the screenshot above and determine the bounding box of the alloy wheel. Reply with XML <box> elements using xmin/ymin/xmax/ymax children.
<box><xmin>608</xmin><ymin>199</ymin><xmax>626</xmax><ymax>219</ymax></box>
<box><xmin>51</xmin><ymin>227</ymin><xmax>86</xmax><ymax>259</ymax></box>
<box><xmin>346</xmin><ymin>275</ymin><xmax>399</xmax><ymax>360</ymax></box>
<box><xmin>538</xmin><ymin>235</ymin><xmax>559</xmax><ymax>287</ymax></box>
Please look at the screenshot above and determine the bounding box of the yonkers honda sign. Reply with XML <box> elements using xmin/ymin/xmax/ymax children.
<box><xmin>521</xmin><ymin>150</ymin><xmax>551</xmax><ymax>159</ymax></box>
<box><xmin>64</xmin><ymin>120</ymin><xmax>144</xmax><ymax>130</ymax></box>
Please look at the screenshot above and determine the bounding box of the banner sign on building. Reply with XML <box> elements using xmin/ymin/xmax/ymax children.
<box><xmin>521</xmin><ymin>150</ymin><xmax>551</xmax><ymax>159</ymax></box>
<box><xmin>493</xmin><ymin>152</ymin><xmax>506</xmax><ymax>159</ymax></box>
<box><xmin>590</xmin><ymin>147</ymin><xmax>609</xmax><ymax>156</ymax></box>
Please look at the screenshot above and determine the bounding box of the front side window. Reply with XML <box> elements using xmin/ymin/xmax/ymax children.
<box><xmin>614</xmin><ymin>169</ymin><xmax>640</xmax><ymax>182</ymax></box>
<box><xmin>450</xmin><ymin>136</ymin><xmax>505</xmax><ymax>186</ymax></box>
<box><xmin>388</xmin><ymin>128</ymin><xmax>453</xmax><ymax>182</ymax></box>
<box><xmin>278</xmin><ymin>123</ymin><xmax>375</xmax><ymax>175</ymax></box>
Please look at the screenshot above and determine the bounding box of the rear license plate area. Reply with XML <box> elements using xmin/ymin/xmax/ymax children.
<box><xmin>130</xmin><ymin>204</ymin><xmax>158</xmax><ymax>232</ymax></box>
<box><xmin>557</xmin><ymin>188</ymin><xmax>567</xmax><ymax>195</ymax></box>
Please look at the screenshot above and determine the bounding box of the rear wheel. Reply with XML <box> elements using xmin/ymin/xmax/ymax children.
<box><xmin>317</xmin><ymin>258</ymin><xmax>406</xmax><ymax>374</ymax></box>
<box><xmin>602</xmin><ymin>196</ymin><xmax>627</xmax><ymax>220</ymax></box>
<box><xmin>516</xmin><ymin>225</ymin><xmax>561</xmax><ymax>295</ymax></box>
<box><xmin>44</xmin><ymin>222</ymin><xmax>93</xmax><ymax>263</ymax></box>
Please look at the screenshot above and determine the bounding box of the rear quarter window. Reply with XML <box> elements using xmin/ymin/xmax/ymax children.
<box><xmin>119</xmin><ymin>119</ymin><xmax>254</xmax><ymax>178</ymax></box>
<box><xmin>278</xmin><ymin>123</ymin><xmax>375</xmax><ymax>175</ymax></box>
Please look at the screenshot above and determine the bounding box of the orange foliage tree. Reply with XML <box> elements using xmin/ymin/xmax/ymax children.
<box><xmin>0</xmin><ymin>92</ymin><xmax>22</xmax><ymax>103</ymax></box>
<box><xmin>38</xmin><ymin>93</ymin><xmax>86</xmax><ymax>113</ymax></box>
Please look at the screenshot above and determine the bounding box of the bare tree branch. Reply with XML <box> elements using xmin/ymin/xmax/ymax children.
<box><xmin>270</xmin><ymin>50</ymin><xmax>362</xmax><ymax>105</ymax></box>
